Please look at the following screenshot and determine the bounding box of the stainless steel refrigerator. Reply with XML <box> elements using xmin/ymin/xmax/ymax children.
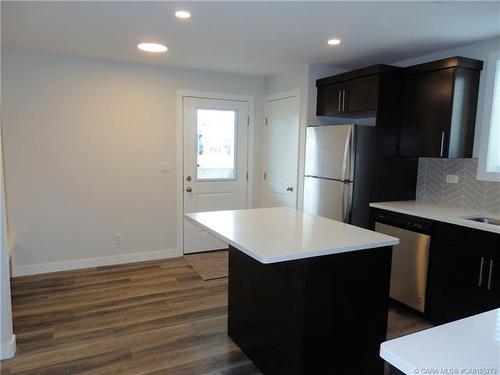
<box><xmin>303</xmin><ymin>124</ymin><xmax>375</xmax><ymax>228</ymax></box>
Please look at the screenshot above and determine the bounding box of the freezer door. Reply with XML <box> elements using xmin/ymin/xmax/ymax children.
<box><xmin>304</xmin><ymin>125</ymin><xmax>353</xmax><ymax>181</ymax></box>
<box><xmin>303</xmin><ymin>177</ymin><xmax>351</xmax><ymax>222</ymax></box>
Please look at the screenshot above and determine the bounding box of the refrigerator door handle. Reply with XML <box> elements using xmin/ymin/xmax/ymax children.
<box><xmin>340</xmin><ymin>183</ymin><xmax>345</xmax><ymax>222</ymax></box>
<box><xmin>345</xmin><ymin>182</ymin><xmax>354</xmax><ymax>223</ymax></box>
<box><xmin>341</xmin><ymin>127</ymin><xmax>352</xmax><ymax>181</ymax></box>
<box><xmin>341</xmin><ymin>182</ymin><xmax>352</xmax><ymax>223</ymax></box>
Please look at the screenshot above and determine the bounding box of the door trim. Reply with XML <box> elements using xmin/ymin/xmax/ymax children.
<box><xmin>263</xmin><ymin>89</ymin><xmax>301</xmax><ymax>208</ymax></box>
<box><xmin>176</xmin><ymin>90</ymin><xmax>255</xmax><ymax>253</ymax></box>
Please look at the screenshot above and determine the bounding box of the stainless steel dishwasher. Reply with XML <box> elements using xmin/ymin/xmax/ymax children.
<box><xmin>374</xmin><ymin>211</ymin><xmax>432</xmax><ymax>312</ymax></box>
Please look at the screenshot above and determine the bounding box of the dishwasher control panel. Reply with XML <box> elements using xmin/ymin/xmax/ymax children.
<box><xmin>374</xmin><ymin>211</ymin><xmax>432</xmax><ymax>234</ymax></box>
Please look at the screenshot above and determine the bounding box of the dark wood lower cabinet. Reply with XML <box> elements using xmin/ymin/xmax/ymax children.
<box><xmin>426</xmin><ymin>222</ymin><xmax>500</xmax><ymax>324</ymax></box>
<box><xmin>371</xmin><ymin>208</ymin><xmax>500</xmax><ymax>326</ymax></box>
<box><xmin>227</xmin><ymin>245</ymin><xmax>392</xmax><ymax>375</ymax></box>
<box><xmin>389</xmin><ymin>365</ymin><xmax>405</xmax><ymax>375</ymax></box>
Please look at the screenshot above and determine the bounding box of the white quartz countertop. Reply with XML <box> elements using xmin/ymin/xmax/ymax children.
<box><xmin>185</xmin><ymin>207</ymin><xmax>398</xmax><ymax>264</ymax></box>
<box><xmin>370</xmin><ymin>201</ymin><xmax>500</xmax><ymax>235</ymax></box>
<box><xmin>380</xmin><ymin>309</ymin><xmax>500</xmax><ymax>374</ymax></box>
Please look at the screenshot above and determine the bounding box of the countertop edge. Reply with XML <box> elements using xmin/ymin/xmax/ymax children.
<box><xmin>369</xmin><ymin>202</ymin><xmax>500</xmax><ymax>235</ymax></box>
<box><xmin>379</xmin><ymin>344</ymin><xmax>415</xmax><ymax>375</ymax></box>
<box><xmin>257</xmin><ymin>239</ymin><xmax>398</xmax><ymax>264</ymax></box>
<box><xmin>184</xmin><ymin>214</ymin><xmax>267</xmax><ymax>263</ymax></box>
<box><xmin>185</xmin><ymin>213</ymin><xmax>399</xmax><ymax>264</ymax></box>
<box><xmin>379</xmin><ymin>309</ymin><xmax>500</xmax><ymax>373</ymax></box>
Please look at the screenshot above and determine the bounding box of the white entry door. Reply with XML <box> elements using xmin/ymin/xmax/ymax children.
<box><xmin>264</xmin><ymin>92</ymin><xmax>300</xmax><ymax>208</ymax></box>
<box><xmin>183</xmin><ymin>97</ymin><xmax>249</xmax><ymax>253</ymax></box>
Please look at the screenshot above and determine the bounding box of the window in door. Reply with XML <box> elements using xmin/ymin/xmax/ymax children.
<box><xmin>196</xmin><ymin>109</ymin><xmax>236</xmax><ymax>180</ymax></box>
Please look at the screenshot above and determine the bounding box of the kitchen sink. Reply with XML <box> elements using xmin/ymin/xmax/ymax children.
<box><xmin>465</xmin><ymin>216</ymin><xmax>500</xmax><ymax>226</ymax></box>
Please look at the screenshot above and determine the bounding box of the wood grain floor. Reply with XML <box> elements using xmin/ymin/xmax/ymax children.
<box><xmin>2</xmin><ymin>257</ymin><xmax>431</xmax><ymax>375</ymax></box>
<box><xmin>1</xmin><ymin>257</ymin><xmax>261</xmax><ymax>375</ymax></box>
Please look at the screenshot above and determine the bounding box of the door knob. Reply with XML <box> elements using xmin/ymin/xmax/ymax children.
<box><xmin>286</xmin><ymin>186</ymin><xmax>294</xmax><ymax>192</ymax></box>
<box><xmin>186</xmin><ymin>176</ymin><xmax>192</xmax><ymax>181</ymax></box>
<box><xmin>186</xmin><ymin>187</ymin><xmax>192</xmax><ymax>193</ymax></box>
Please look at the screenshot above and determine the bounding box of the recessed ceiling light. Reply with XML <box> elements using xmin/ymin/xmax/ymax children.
<box><xmin>327</xmin><ymin>39</ymin><xmax>342</xmax><ymax>46</ymax></box>
<box><xmin>137</xmin><ymin>42</ymin><xmax>168</xmax><ymax>53</ymax></box>
<box><xmin>175</xmin><ymin>10</ymin><xmax>191</xmax><ymax>19</ymax></box>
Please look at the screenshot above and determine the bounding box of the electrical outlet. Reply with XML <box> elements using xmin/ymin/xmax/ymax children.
<box><xmin>446</xmin><ymin>174</ymin><xmax>459</xmax><ymax>184</ymax></box>
<box><xmin>113</xmin><ymin>233</ymin><xmax>122</xmax><ymax>246</ymax></box>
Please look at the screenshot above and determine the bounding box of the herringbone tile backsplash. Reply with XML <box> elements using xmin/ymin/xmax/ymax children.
<box><xmin>416</xmin><ymin>158</ymin><xmax>500</xmax><ymax>213</ymax></box>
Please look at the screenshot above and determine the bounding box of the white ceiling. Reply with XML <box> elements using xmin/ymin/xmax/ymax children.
<box><xmin>2</xmin><ymin>1</ymin><xmax>500</xmax><ymax>77</ymax></box>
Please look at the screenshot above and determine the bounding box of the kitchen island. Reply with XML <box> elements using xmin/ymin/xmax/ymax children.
<box><xmin>186</xmin><ymin>207</ymin><xmax>399</xmax><ymax>375</ymax></box>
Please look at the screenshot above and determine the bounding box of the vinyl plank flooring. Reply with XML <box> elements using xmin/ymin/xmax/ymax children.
<box><xmin>2</xmin><ymin>258</ymin><xmax>257</xmax><ymax>375</ymax></box>
<box><xmin>2</xmin><ymin>257</ymin><xmax>430</xmax><ymax>375</ymax></box>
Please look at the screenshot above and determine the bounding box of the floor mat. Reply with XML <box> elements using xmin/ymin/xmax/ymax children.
<box><xmin>184</xmin><ymin>249</ymin><xmax>228</xmax><ymax>280</ymax></box>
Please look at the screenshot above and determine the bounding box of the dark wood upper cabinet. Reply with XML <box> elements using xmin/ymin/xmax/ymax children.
<box><xmin>399</xmin><ymin>57</ymin><xmax>483</xmax><ymax>158</ymax></box>
<box><xmin>316</xmin><ymin>57</ymin><xmax>483</xmax><ymax>159</ymax></box>
<box><xmin>344</xmin><ymin>75</ymin><xmax>379</xmax><ymax>113</ymax></box>
<box><xmin>316</xmin><ymin>65</ymin><xmax>397</xmax><ymax>117</ymax></box>
<box><xmin>317</xmin><ymin>83</ymin><xmax>344</xmax><ymax>116</ymax></box>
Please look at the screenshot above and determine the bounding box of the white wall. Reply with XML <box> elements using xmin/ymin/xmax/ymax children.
<box><xmin>393</xmin><ymin>37</ymin><xmax>500</xmax><ymax>158</ymax></box>
<box><xmin>265</xmin><ymin>63</ymin><xmax>346</xmax><ymax>125</ymax></box>
<box><xmin>2</xmin><ymin>48</ymin><xmax>266</xmax><ymax>275</ymax></box>
<box><xmin>0</xmin><ymin>118</ymin><xmax>15</xmax><ymax>359</ymax></box>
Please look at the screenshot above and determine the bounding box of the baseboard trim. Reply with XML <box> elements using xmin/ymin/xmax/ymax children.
<box><xmin>0</xmin><ymin>334</ymin><xmax>16</xmax><ymax>360</ymax></box>
<box><xmin>13</xmin><ymin>248</ymin><xmax>182</xmax><ymax>277</ymax></box>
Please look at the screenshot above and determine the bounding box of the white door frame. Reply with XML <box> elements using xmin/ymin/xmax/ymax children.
<box><xmin>176</xmin><ymin>90</ymin><xmax>255</xmax><ymax>253</ymax></box>
<box><xmin>263</xmin><ymin>89</ymin><xmax>301</xmax><ymax>208</ymax></box>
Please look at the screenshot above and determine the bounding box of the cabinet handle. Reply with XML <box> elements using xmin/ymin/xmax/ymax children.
<box><xmin>478</xmin><ymin>257</ymin><xmax>485</xmax><ymax>287</ymax></box>
<box><xmin>338</xmin><ymin>91</ymin><xmax>342</xmax><ymax>112</ymax></box>
<box><xmin>440</xmin><ymin>131</ymin><xmax>446</xmax><ymax>157</ymax></box>
<box><xmin>342</xmin><ymin>90</ymin><xmax>346</xmax><ymax>112</ymax></box>
<box><xmin>487</xmin><ymin>259</ymin><xmax>494</xmax><ymax>291</ymax></box>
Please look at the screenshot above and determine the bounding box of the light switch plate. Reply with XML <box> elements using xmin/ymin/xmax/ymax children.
<box><xmin>160</xmin><ymin>161</ymin><xmax>170</xmax><ymax>173</ymax></box>
<box><xmin>446</xmin><ymin>174</ymin><xmax>459</xmax><ymax>184</ymax></box>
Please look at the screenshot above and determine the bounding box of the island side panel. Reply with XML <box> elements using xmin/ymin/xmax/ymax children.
<box><xmin>389</xmin><ymin>366</ymin><xmax>406</xmax><ymax>375</ymax></box>
<box><xmin>301</xmin><ymin>246</ymin><xmax>392</xmax><ymax>374</ymax></box>
<box><xmin>227</xmin><ymin>246</ymin><xmax>306</xmax><ymax>375</ymax></box>
<box><xmin>228</xmin><ymin>245</ymin><xmax>393</xmax><ymax>375</ymax></box>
